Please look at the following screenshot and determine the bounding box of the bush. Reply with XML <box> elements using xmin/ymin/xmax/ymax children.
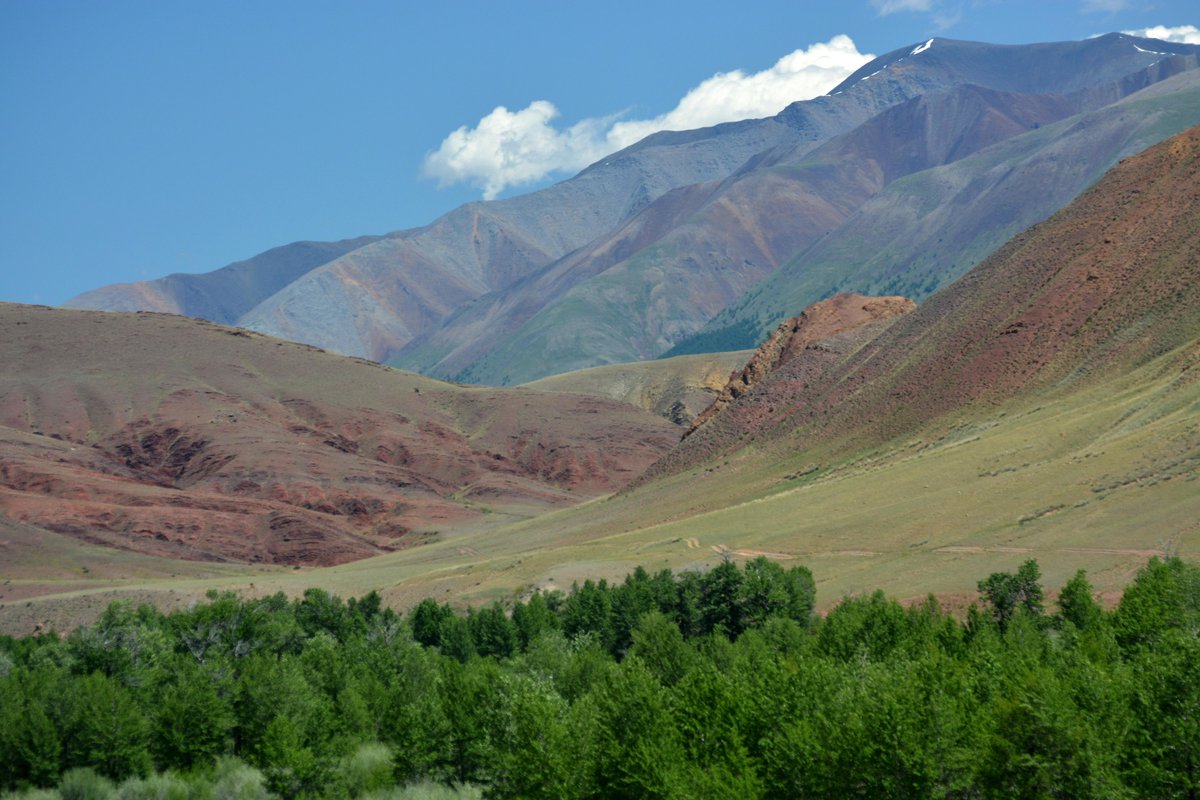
<box><xmin>115</xmin><ymin>773</ymin><xmax>190</xmax><ymax>800</ymax></box>
<box><xmin>341</xmin><ymin>743</ymin><xmax>394</xmax><ymax>797</ymax></box>
<box><xmin>209</xmin><ymin>758</ymin><xmax>270</xmax><ymax>800</ymax></box>
<box><xmin>2</xmin><ymin>789</ymin><xmax>63</xmax><ymax>800</ymax></box>
<box><xmin>57</xmin><ymin>769</ymin><xmax>114</xmax><ymax>800</ymax></box>
<box><xmin>359</xmin><ymin>781</ymin><xmax>481</xmax><ymax>800</ymax></box>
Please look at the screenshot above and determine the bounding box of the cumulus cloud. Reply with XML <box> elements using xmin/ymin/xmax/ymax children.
<box><xmin>1122</xmin><ymin>24</ymin><xmax>1200</xmax><ymax>44</ymax></box>
<box><xmin>423</xmin><ymin>35</ymin><xmax>873</xmax><ymax>200</ymax></box>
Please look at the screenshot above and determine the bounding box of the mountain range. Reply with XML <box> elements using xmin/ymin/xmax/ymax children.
<box><xmin>66</xmin><ymin>33</ymin><xmax>1200</xmax><ymax>387</ymax></box>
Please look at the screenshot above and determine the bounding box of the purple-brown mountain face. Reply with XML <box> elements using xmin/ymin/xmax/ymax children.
<box><xmin>67</xmin><ymin>35</ymin><xmax>1200</xmax><ymax>386</ymax></box>
<box><xmin>642</xmin><ymin>123</ymin><xmax>1200</xmax><ymax>482</ymax></box>
<box><xmin>0</xmin><ymin>305</ymin><xmax>679</xmax><ymax>566</ymax></box>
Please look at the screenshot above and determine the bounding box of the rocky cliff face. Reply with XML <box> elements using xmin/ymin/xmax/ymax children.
<box><xmin>685</xmin><ymin>294</ymin><xmax>916</xmax><ymax>436</ymax></box>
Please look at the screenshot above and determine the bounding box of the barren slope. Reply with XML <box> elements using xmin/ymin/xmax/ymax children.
<box><xmin>0</xmin><ymin>305</ymin><xmax>678</xmax><ymax>567</ymax></box>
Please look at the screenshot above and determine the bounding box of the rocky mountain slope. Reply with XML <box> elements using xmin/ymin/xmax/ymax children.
<box><xmin>647</xmin><ymin>123</ymin><xmax>1200</xmax><ymax>483</ymax></box>
<box><xmin>0</xmin><ymin>305</ymin><xmax>678</xmax><ymax>566</ymax></box>
<box><xmin>678</xmin><ymin>65</ymin><xmax>1200</xmax><ymax>353</ymax></box>
<box><xmin>66</xmin><ymin>34</ymin><xmax>1200</xmax><ymax>385</ymax></box>
<box><xmin>684</xmin><ymin>293</ymin><xmax>916</xmax><ymax>437</ymax></box>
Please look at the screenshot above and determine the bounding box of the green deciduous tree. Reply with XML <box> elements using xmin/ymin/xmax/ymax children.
<box><xmin>468</xmin><ymin>602</ymin><xmax>517</xmax><ymax>660</ymax></box>
<box><xmin>978</xmin><ymin>559</ymin><xmax>1045</xmax><ymax>631</ymax></box>
<box><xmin>1057</xmin><ymin>569</ymin><xmax>1103</xmax><ymax>632</ymax></box>
<box><xmin>0</xmin><ymin>667</ymin><xmax>63</xmax><ymax>789</ymax></box>
<box><xmin>629</xmin><ymin>611</ymin><xmax>693</xmax><ymax>687</ymax></box>
<box><xmin>62</xmin><ymin>673</ymin><xmax>152</xmax><ymax>781</ymax></box>
<box><xmin>511</xmin><ymin>592</ymin><xmax>558</xmax><ymax>651</ymax></box>
<box><xmin>591</xmin><ymin>659</ymin><xmax>686</xmax><ymax>799</ymax></box>
<box><xmin>410</xmin><ymin>598</ymin><xmax>454</xmax><ymax>649</ymax></box>
<box><xmin>1124</xmin><ymin>630</ymin><xmax>1200</xmax><ymax>798</ymax></box>
<box><xmin>151</xmin><ymin>658</ymin><xmax>235</xmax><ymax>771</ymax></box>
<box><xmin>1112</xmin><ymin>557</ymin><xmax>1200</xmax><ymax>652</ymax></box>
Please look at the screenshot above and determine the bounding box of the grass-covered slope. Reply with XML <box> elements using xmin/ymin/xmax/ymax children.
<box><xmin>521</xmin><ymin>350</ymin><xmax>752</xmax><ymax>425</ymax></box>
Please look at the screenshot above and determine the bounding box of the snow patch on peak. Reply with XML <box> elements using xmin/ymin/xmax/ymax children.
<box><xmin>1132</xmin><ymin>43</ymin><xmax>1171</xmax><ymax>56</ymax></box>
<box><xmin>911</xmin><ymin>39</ymin><xmax>934</xmax><ymax>56</ymax></box>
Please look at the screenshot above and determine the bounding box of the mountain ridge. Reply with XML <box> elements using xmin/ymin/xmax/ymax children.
<box><xmin>437</xmin><ymin>59</ymin><xmax>1199</xmax><ymax>382</ymax></box>
<box><xmin>64</xmin><ymin>34</ymin><xmax>1200</xmax><ymax>386</ymax></box>
<box><xmin>673</xmin><ymin>63</ymin><xmax>1200</xmax><ymax>354</ymax></box>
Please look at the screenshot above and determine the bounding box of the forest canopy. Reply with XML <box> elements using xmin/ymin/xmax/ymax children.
<box><xmin>2</xmin><ymin>556</ymin><xmax>1199</xmax><ymax>799</ymax></box>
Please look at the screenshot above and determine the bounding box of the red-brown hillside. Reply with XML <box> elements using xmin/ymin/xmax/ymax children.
<box><xmin>0</xmin><ymin>306</ymin><xmax>679</xmax><ymax>566</ymax></box>
<box><xmin>647</xmin><ymin>124</ymin><xmax>1200</xmax><ymax>477</ymax></box>
<box><xmin>685</xmin><ymin>293</ymin><xmax>916</xmax><ymax>436</ymax></box>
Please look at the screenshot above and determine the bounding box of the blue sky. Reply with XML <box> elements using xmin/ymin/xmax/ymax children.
<box><xmin>1</xmin><ymin>1</ymin><xmax>1196</xmax><ymax>305</ymax></box>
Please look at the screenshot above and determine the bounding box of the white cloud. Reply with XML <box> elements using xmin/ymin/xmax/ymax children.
<box><xmin>870</xmin><ymin>0</ymin><xmax>934</xmax><ymax>13</ymax></box>
<box><xmin>423</xmin><ymin>35</ymin><xmax>873</xmax><ymax>200</ymax></box>
<box><xmin>421</xmin><ymin>102</ymin><xmax>614</xmax><ymax>202</ymax></box>
<box><xmin>1122</xmin><ymin>24</ymin><xmax>1200</xmax><ymax>44</ymax></box>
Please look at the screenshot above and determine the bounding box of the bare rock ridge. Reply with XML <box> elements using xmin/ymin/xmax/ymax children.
<box><xmin>685</xmin><ymin>294</ymin><xmax>916</xmax><ymax>436</ymax></box>
<box><xmin>0</xmin><ymin>305</ymin><xmax>679</xmax><ymax>566</ymax></box>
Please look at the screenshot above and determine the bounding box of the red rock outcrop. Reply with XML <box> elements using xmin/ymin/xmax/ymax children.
<box><xmin>686</xmin><ymin>294</ymin><xmax>916</xmax><ymax>436</ymax></box>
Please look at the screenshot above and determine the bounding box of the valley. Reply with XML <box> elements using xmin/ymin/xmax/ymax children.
<box><xmin>3</xmin><ymin>32</ymin><xmax>1199</xmax><ymax>639</ymax></box>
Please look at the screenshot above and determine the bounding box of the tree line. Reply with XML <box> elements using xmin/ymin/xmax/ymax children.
<box><xmin>1</xmin><ymin>556</ymin><xmax>1198</xmax><ymax>799</ymax></box>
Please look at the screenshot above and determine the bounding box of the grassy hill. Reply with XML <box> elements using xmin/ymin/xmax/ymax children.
<box><xmin>521</xmin><ymin>351</ymin><xmax>752</xmax><ymax>424</ymax></box>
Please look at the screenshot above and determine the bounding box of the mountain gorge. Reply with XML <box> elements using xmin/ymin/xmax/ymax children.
<box><xmin>66</xmin><ymin>34</ymin><xmax>1200</xmax><ymax>386</ymax></box>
